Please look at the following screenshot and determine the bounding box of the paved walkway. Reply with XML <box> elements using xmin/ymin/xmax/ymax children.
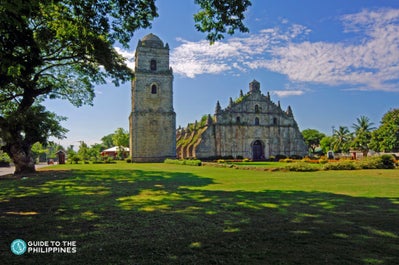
<box><xmin>0</xmin><ymin>164</ymin><xmax>50</xmax><ymax>176</ymax></box>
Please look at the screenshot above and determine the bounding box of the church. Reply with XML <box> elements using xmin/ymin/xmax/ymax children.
<box><xmin>176</xmin><ymin>80</ymin><xmax>308</xmax><ymax>160</ymax></box>
<box><xmin>129</xmin><ymin>33</ymin><xmax>308</xmax><ymax>161</ymax></box>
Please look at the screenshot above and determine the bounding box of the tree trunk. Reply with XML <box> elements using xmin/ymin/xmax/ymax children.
<box><xmin>8</xmin><ymin>143</ymin><xmax>36</xmax><ymax>175</ymax></box>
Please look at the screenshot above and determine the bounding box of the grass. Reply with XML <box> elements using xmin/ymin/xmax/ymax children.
<box><xmin>1</xmin><ymin>162</ymin><xmax>399</xmax><ymax>264</ymax></box>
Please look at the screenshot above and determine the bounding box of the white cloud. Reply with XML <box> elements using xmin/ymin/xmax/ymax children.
<box><xmin>170</xmin><ymin>24</ymin><xmax>310</xmax><ymax>78</ymax></box>
<box><xmin>115</xmin><ymin>9</ymin><xmax>399</xmax><ymax>92</ymax></box>
<box><xmin>114</xmin><ymin>47</ymin><xmax>135</xmax><ymax>70</ymax></box>
<box><xmin>170</xmin><ymin>8</ymin><xmax>399</xmax><ymax>92</ymax></box>
<box><xmin>272</xmin><ymin>90</ymin><xmax>305</xmax><ymax>97</ymax></box>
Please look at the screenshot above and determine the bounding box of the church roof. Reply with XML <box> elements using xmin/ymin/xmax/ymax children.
<box><xmin>141</xmin><ymin>33</ymin><xmax>164</xmax><ymax>48</ymax></box>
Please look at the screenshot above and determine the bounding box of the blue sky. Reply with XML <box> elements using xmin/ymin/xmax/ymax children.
<box><xmin>45</xmin><ymin>0</ymin><xmax>399</xmax><ymax>148</ymax></box>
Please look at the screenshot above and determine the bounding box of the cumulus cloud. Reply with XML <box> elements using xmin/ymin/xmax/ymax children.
<box><xmin>171</xmin><ymin>8</ymin><xmax>399</xmax><ymax>92</ymax></box>
<box><xmin>262</xmin><ymin>8</ymin><xmax>399</xmax><ymax>91</ymax></box>
<box><xmin>116</xmin><ymin>8</ymin><xmax>399</xmax><ymax>92</ymax></box>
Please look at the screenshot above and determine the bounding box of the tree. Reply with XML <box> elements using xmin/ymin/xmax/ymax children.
<box><xmin>332</xmin><ymin>126</ymin><xmax>352</xmax><ymax>153</ymax></box>
<box><xmin>77</xmin><ymin>141</ymin><xmax>89</xmax><ymax>162</ymax></box>
<box><xmin>370</xmin><ymin>109</ymin><xmax>399</xmax><ymax>152</ymax></box>
<box><xmin>112</xmin><ymin>128</ymin><xmax>129</xmax><ymax>148</ymax></box>
<box><xmin>101</xmin><ymin>134</ymin><xmax>114</xmax><ymax>149</ymax></box>
<box><xmin>0</xmin><ymin>0</ymin><xmax>251</xmax><ymax>174</ymax></box>
<box><xmin>351</xmin><ymin>116</ymin><xmax>375</xmax><ymax>157</ymax></box>
<box><xmin>302</xmin><ymin>129</ymin><xmax>326</xmax><ymax>153</ymax></box>
<box><xmin>112</xmin><ymin>128</ymin><xmax>129</xmax><ymax>159</ymax></box>
<box><xmin>320</xmin><ymin>136</ymin><xmax>334</xmax><ymax>154</ymax></box>
<box><xmin>194</xmin><ymin>0</ymin><xmax>251</xmax><ymax>43</ymax></box>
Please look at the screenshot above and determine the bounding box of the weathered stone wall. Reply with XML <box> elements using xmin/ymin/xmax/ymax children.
<box><xmin>129</xmin><ymin>34</ymin><xmax>176</xmax><ymax>162</ymax></box>
<box><xmin>177</xmin><ymin>80</ymin><xmax>308</xmax><ymax>159</ymax></box>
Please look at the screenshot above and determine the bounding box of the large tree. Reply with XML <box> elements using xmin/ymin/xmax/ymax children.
<box><xmin>351</xmin><ymin>116</ymin><xmax>375</xmax><ymax>157</ymax></box>
<box><xmin>332</xmin><ymin>126</ymin><xmax>352</xmax><ymax>153</ymax></box>
<box><xmin>0</xmin><ymin>0</ymin><xmax>251</xmax><ymax>174</ymax></box>
<box><xmin>301</xmin><ymin>129</ymin><xmax>326</xmax><ymax>153</ymax></box>
<box><xmin>370</xmin><ymin>109</ymin><xmax>399</xmax><ymax>152</ymax></box>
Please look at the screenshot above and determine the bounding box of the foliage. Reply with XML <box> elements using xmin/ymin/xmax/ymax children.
<box><xmin>164</xmin><ymin>158</ymin><xmax>202</xmax><ymax>166</ymax></box>
<box><xmin>285</xmin><ymin>162</ymin><xmax>319</xmax><ymax>172</ymax></box>
<box><xmin>357</xmin><ymin>155</ymin><xmax>396</xmax><ymax>169</ymax></box>
<box><xmin>302</xmin><ymin>129</ymin><xmax>326</xmax><ymax>153</ymax></box>
<box><xmin>370</xmin><ymin>109</ymin><xmax>399</xmax><ymax>152</ymax></box>
<box><xmin>323</xmin><ymin>160</ymin><xmax>358</xmax><ymax>170</ymax></box>
<box><xmin>0</xmin><ymin>151</ymin><xmax>11</xmax><ymax>165</ymax></box>
<box><xmin>351</xmin><ymin>116</ymin><xmax>375</xmax><ymax>156</ymax></box>
<box><xmin>101</xmin><ymin>134</ymin><xmax>114</xmax><ymax>149</ymax></box>
<box><xmin>194</xmin><ymin>0</ymin><xmax>251</xmax><ymax>43</ymax></box>
<box><xmin>331</xmin><ymin>126</ymin><xmax>352</xmax><ymax>153</ymax></box>
<box><xmin>319</xmin><ymin>136</ymin><xmax>334</xmax><ymax>154</ymax></box>
<box><xmin>112</xmin><ymin>128</ymin><xmax>129</xmax><ymax>147</ymax></box>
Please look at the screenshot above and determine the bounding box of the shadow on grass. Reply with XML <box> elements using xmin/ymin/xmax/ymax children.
<box><xmin>0</xmin><ymin>168</ymin><xmax>398</xmax><ymax>265</ymax></box>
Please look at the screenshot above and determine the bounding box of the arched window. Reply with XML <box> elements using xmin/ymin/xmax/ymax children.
<box><xmin>236</xmin><ymin>116</ymin><xmax>241</xmax><ymax>123</ymax></box>
<box><xmin>255</xmin><ymin>105</ymin><xmax>259</xmax><ymax>113</ymax></box>
<box><xmin>151</xmin><ymin>84</ymin><xmax>157</xmax><ymax>94</ymax></box>
<box><xmin>150</xmin><ymin>59</ymin><xmax>157</xmax><ymax>71</ymax></box>
<box><xmin>273</xmin><ymin>117</ymin><xmax>278</xmax><ymax>125</ymax></box>
<box><xmin>255</xmin><ymin>117</ymin><xmax>260</xmax><ymax>125</ymax></box>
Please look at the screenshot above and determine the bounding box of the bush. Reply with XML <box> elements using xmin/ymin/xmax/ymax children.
<box><xmin>379</xmin><ymin>154</ymin><xmax>396</xmax><ymax>169</ymax></box>
<box><xmin>358</xmin><ymin>155</ymin><xmax>396</xmax><ymax>169</ymax></box>
<box><xmin>164</xmin><ymin>158</ymin><xmax>202</xmax><ymax>166</ymax></box>
<box><xmin>275</xmin><ymin>155</ymin><xmax>287</xmax><ymax>161</ymax></box>
<box><xmin>285</xmin><ymin>162</ymin><xmax>319</xmax><ymax>172</ymax></box>
<box><xmin>323</xmin><ymin>161</ymin><xmax>358</xmax><ymax>170</ymax></box>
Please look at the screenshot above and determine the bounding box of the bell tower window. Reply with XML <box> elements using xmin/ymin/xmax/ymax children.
<box><xmin>151</xmin><ymin>84</ymin><xmax>157</xmax><ymax>94</ymax></box>
<box><xmin>150</xmin><ymin>59</ymin><xmax>157</xmax><ymax>71</ymax></box>
<box><xmin>255</xmin><ymin>117</ymin><xmax>260</xmax><ymax>125</ymax></box>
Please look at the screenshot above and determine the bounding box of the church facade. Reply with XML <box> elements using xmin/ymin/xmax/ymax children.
<box><xmin>176</xmin><ymin>80</ymin><xmax>308</xmax><ymax>160</ymax></box>
<box><xmin>129</xmin><ymin>33</ymin><xmax>307</xmax><ymax>161</ymax></box>
<box><xmin>129</xmin><ymin>34</ymin><xmax>176</xmax><ymax>162</ymax></box>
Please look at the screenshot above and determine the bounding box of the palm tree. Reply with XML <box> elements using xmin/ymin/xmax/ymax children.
<box><xmin>332</xmin><ymin>126</ymin><xmax>352</xmax><ymax>153</ymax></box>
<box><xmin>351</xmin><ymin>116</ymin><xmax>376</xmax><ymax>157</ymax></box>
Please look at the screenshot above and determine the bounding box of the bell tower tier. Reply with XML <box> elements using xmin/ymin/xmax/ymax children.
<box><xmin>129</xmin><ymin>34</ymin><xmax>176</xmax><ymax>162</ymax></box>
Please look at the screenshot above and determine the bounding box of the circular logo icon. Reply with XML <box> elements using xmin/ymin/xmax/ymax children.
<box><xmin>11</xmin><ymin>239</ymin><xmax>27</xmax><ymax>255</ymax></box>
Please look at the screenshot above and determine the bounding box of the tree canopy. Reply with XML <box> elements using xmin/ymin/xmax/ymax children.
<box><xmin>301</xmin><ymin>129</ymin><xmax>325</xmax><ymax>153</ymax></box>
<box><xmin>370</xmin><ymin>109</ymin><xmax>399</xmax><ymax>152</ymax></box>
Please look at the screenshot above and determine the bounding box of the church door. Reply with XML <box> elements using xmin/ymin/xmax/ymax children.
<box><xmin>252</xmin><ymin>140</ymin><xmax>264</xmax><ymax>160</ymax></box>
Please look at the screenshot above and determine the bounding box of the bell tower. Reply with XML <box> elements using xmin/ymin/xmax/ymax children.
<box><xmin>129</xmin><ymin>33</ymin><xmax>176</xmax><ymax>162</ymax></box>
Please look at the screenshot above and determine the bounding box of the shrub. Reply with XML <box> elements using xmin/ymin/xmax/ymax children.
<box><xmin>275</xmin><ymin>155</ymin><xmax>287</xmax><ymax>161</ymax></box>
<box><xmin>242</xmin><ymin>158</ymin><xmax>250</xmax><ymax>162</ymax></box>
<box><xmin>280</xmin><ymin>158</ymin><xmax>293</xmax><ymax>163</ymax></box>
<box><xmin>125</xmin><ymin>158</ymin><xmax>132</xmax><ymax>163</ymax></box>
<box><xmin>285</xmin><ymin>162</ymin><xmax>319</xmax><ymax>172</ymax></box>
<box><xmin>379</xmin><ymin>154</ymin><xmax>396</xmax><ymax>169</ymax></box>
<box><xmin>323</xmin><ymin>161</ymin><xmax>358</xmax><ymax>170</ymax></box>
<box><xmin>164</xmin><ymin>158</ymin><xmax>202</xmax><ymax>166</ymax></box>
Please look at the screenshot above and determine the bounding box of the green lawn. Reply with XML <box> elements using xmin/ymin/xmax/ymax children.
<box><xmin>1</xmin><ymin>162</ymin><xmax>399</xmax><ymax>264</ymax></box>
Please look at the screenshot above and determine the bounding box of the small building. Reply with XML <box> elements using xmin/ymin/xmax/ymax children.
<box><xmin>101</xmin><ymin>146</ymin><xmax>130</xmax><ymax>159</ymax></box>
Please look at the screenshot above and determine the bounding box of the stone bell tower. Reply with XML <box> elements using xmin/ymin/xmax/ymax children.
<box><xmin>129</xmin><ymin>33</ymin><xmax>176</xmax><ymax>162</ymax></box>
